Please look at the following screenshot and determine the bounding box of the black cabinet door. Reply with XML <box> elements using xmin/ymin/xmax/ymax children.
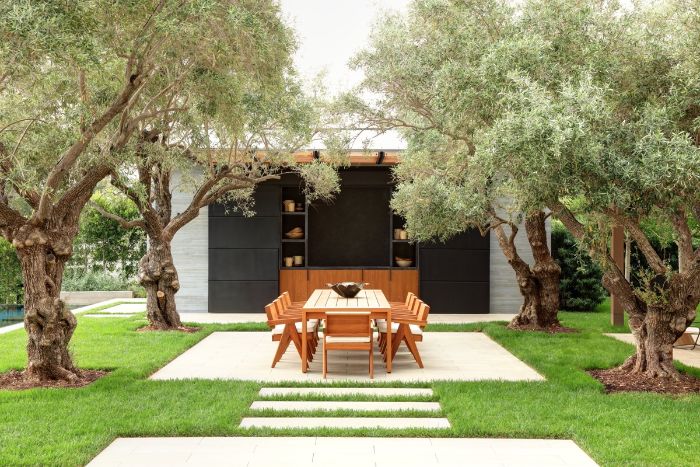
<box><xmin>419</xmin><ymin>229</ymin><xmax>490</xmax><ymax>313</ymax></box>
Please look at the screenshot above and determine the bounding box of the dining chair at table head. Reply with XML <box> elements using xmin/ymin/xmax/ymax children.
<box><xmin>323</xmin><ymin>311</ymin><xmax>374</xmax><ymax>379</ymax></box>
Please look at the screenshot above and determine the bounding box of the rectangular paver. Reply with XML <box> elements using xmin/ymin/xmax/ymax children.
<box><xmin>87</xmin><ymin>437</ymin><xmax>598</xmax><ymax>466</ymax></box>
<box><xmin>239</xmin><ymin>417</ymin><xmax>451</xmax><ymax>429</ymax></box>
<box><xmin>259</xmin><ymin>387</ymin><xmax>434</xmax><ymax>397</ymax></box>
<box><xmin>250</xmin><ymin>400</ymin><xmax>441</xmax><ymax>411</ymax></box>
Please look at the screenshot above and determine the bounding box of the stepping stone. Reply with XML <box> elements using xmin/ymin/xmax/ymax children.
<box><xmin>258</xmin><ymin>387</ymin><xmax>434</xmax><ymax>398</ymax></box>
<box><xmin>250</xmin><ymin>401</ymin><xmax>441</xmax><ymax>412</ymax></box>
<box><xmin>239</xmin><ymin>417</ymin><xmax>450</xmax><ymax>429</ymax></box>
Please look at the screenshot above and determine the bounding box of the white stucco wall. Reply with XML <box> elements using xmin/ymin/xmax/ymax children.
<box><xmin>489</xmin><ymin>216</ymin><xmax>551</xmax><ymax>313</ymax></box>
<box><xmin>170</xmin><ymin>171</ymin><xmax>209</xmax><ymax>312</ymax></box>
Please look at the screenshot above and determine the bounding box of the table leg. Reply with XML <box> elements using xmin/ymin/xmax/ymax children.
<box><xmin>386</xmin><ymin>311</ymin><xmax>392</xmax><ymax>373</ymax></box>
<box><xmin>302</xmin><ymin>311</ymin><xmax>308</xmax><ymax>373</ymax></box>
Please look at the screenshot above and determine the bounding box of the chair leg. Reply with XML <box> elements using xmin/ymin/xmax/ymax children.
<box><xmin>272</xmin><ymin>332</ymin><xmax>291</xmax><ymax>368</ymax></box>
<box><xmin>288</xmin><ymin>325</ymin><xmax>303</xmax><ymax>355</ymax></box>
<box><xmin>390</xmin><ymin>326</ymin><xmax>406</xmax><ymax>362</ymax></box>
<box><xmin>403</xmin><ymin>328</ymin><xmax>424</xmax><ymax>368</ymax></box>
<box><xmin>323</xmin><ymin>343</ymin><xmax>328</xmax><ymax>378</ymax></box>
<box><xmin>369</xmin><ymin>346</ymin><xmax>374</xmax><ymax>379</ymax></box>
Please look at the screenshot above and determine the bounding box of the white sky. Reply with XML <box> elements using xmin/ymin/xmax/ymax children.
<box><xmin>280</xmin><ymin>0</ymin><xmax>411</xmax><ymax>150</ymax></box>
<box><xmin>280</xmin><ymin>0</ymin><xmax>411</xmax><ymax>94</ymax></box>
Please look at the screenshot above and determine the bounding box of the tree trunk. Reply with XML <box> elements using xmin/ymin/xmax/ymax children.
<box><xmin>14</xmin><ymin>226</ymin><xmax>78</xmax><ymax>382</ymax></box>
<box><xmin>611</xmin><ymin>273</ymin><xmax>699</xmax><ymax>380</ymax></box>
<box><xmin>493</xmin><ymin>211</ymin><xmax>561</xmax><ymax>330</ymax></box>
<box><xmin>139</xmin><ymin>238</ymin><xmax>182</xmax><ymax>329</ymax></box>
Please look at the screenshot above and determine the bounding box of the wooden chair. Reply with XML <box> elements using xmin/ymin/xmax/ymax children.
<box><xmin>378</xmin><ymin>297</ymin><xmax>422</xmax><ymax>351</ymax></box>
<box><xmin>264</xmin><ymin>301</ymin><xmax>318</xmax><ymax>368</ymax></box>
<box><xmin>378</xmin><ymin>302</ymin><xmax>430</xmax><ymax>368</ymax></box>
<box><xmin>323</xmin><ymin>311</ymin><xmax>374</xmax><ymax>379</ymax></box>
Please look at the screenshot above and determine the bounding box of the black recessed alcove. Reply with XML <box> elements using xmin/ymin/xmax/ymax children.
<box><xmin>308</xmin><ymin>186</ymin><xmax>390</xmax><ymax>267</ymax></box>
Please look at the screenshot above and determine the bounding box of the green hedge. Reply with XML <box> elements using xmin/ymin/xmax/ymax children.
<box><xmin>552</xmin><ymin>220</ymin><xmax>607</xmax><ymax>311</ymax></box>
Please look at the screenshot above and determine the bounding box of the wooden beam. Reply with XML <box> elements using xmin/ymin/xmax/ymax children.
<box><xmin>610</xmin><ymin>225</ymin><xmax>625</xmax><ymax>326</ymax></box>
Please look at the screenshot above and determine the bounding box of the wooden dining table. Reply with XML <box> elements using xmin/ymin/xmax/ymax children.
<box><xmin>301</xmin><ymin>288</ymin><xmax>392</xmax><ymax>373</ymax></box>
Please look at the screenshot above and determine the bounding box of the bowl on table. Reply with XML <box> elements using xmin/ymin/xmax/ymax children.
<box><xmin>327</xmin><ymin>282</ymin><xmax>368</xmax><ymax>298</ymax></box>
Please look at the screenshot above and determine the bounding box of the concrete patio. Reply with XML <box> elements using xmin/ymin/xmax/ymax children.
<box><xmin>87</xmin><ymin>437</ymin><xmax>598</xmax><ymax>466</ymax></box>
<box><xmin>176</xmin><ymin>313</ymin><xmax>517</xmax><ymax>325</ymax></box>
<box><xmin>150</xmin><ymin>331</ymin><xmax>543</xmax><ymax>382</ymax></box>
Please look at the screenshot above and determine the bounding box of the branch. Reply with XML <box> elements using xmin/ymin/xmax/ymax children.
<box><xmin>32</xmin><ymin>60</ymin><xmax>150</xmax><ymax>225</ymax></box>
<box><xmin>89</xmin><ymin>201</ymin><xmax>145</xmax><ymax>229</ymax></box>
<box><xmin>670</xmin><ymin>208</ymin><xmax>694</xmax><ymax>273</ymax></box>
<box><xmin>605</xmin><ymin>208</ymin><xmax>666</xmax><ymax>274</ymax></box>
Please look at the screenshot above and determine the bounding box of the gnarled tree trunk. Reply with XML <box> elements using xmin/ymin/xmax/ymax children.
<box><xmin>606</xmin><ymin>272</ymin><xmax>699</xmax><ymax>380</ymax></box>
<box><xmin>13</xmin><ymin>225</ymin><xmax>78</xmax><ymax>382</ymax></box>
<box><xmin>139</xmin><ymin>237</ymin><xmax>182</xmax><ymax>329</ymax></box>
<box><xmin>494</xmin><ymin>211</ymin><xmax>561</xmax><ymax>330</ymax></box>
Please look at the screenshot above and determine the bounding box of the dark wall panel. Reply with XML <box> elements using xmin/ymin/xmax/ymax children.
<box><xmin>209</xmin><ymin>217</ymin><xmax>280</xmax><ymax>249</ymax></box>
<box><xmin>419</xmin><ymin>229</ymin><xmax>490</xmax><ymax>314</ymax></box>
<box><xmin>210</xmin><ymin>184</ymin><xmax>280</xmax><ymax>217</ymax></box>
<box><xmin>420</xmin><ymin>281</ymin><xmax>489</xmax><ymax>314</ymax></box>
<box><xmin>308</xmin><ymin>187</ymin><xmax>390</xmax><ymax>267</ymax></box>
<box><xmin>422</xmin><ymin>229</ymin><xmax>489</xmax><ymax>250</ymax></box>
<box><xmin>209</xmin><ymin>281</ymin><xmax>279</xmax><ymax>313</ymax></box>
<box><xmin>209</xmin><ymin>249</ymin><xmax>279</xmax><ymax>281</ymax></box>
<box><xmin>419</xmin><ymin>250</ymin><xmax>489</xmax><ymax>282</ymax></box>
<box><xmin>208</xmin><ymin>182</ymin><xmax>281</xmax><ymax>313</ymax></box>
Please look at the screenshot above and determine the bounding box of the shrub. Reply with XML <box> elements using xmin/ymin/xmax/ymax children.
<box><xmin>0</xmin><ymin>238</ymin><xmax>22</xmax><ymax>304</ymax></box>
<box><xmin>552</xmin><ymin>220</ymin><xmax>607</xmax><ymax>311</ymax></box>
<box><xmin>62</xmin><ymin>270</ymin><xmax>136</xmax><ymax>292</ymax></box>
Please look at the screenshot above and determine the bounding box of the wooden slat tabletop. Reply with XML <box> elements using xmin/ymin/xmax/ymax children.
<box><xmin>303</xmin><ymin>289</ymin><xmax>390</xmax><ymax>310</ymax></box>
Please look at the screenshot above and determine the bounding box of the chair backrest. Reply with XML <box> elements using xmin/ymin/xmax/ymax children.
<box><xmin>264</xmin><ymin>303</ymin><xmax>276</xmax><ymax>328</ymax></box>
<box><xmin>406</xmin><ymin>293</ymin><xmax>417</xmax><ymax>309</ymax></box>
<box><xmin>416</xmin><ymin>303</ymin><xmax>431</xmax><ymax>327</ymax></box>
<box><xmin>325</xmin><ymin>312</ymin><xmax>371</xmax><ymax>337</ymax></box>
<box><xmin>404</xmin><ymin>292</ymin><xmax>415</xmax><ymax>306</ymax></box>
<box><xmin>281</xmin><ymin>292</ymin><xmax>292</xmax><ymax>307</ymax></box>
<box><xmin>272</xmin><ymin>299</ymin><xmax>286</xmax><ymax>317</ymax></box>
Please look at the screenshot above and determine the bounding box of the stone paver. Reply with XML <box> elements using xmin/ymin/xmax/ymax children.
<box><xmin>429</xmin><ymin>313</ymin><xmax>516</xmax><ymax>324</ymax></box>
<box><xmin>250</xmin><ymin>400</ymin><xmax>441</xmax><ymax>412</ymax></box>
<box><xmin>150</xmin><ymin>332</ymin><xmax>544</xmax><ymax>382</ymax></box>
<box><xmin>259</xmin><ymin>387</ymin><xmax>434</xmax><ymax>398</ymax></box>
<box><xmin>88</xmin><ymin>437</ymin><xmax>598</xmax><ymax>466</ymax></box>
<box><xmin>605</xmin><ymin>333</ymin><xmax>700</xmax><ymax>369</ymax></box>
<box><xmin>239</xmin><ymin>417</ymin><xmax>451</xmax><ymax>429</ymax></box>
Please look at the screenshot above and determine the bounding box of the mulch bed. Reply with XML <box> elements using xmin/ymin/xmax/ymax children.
<box><xmin>589</xmin><ymin>368</ymin><xmax>700</xmax><ymax>395</ymax></box>
<box><xmin>137</xmin><ymin>325</ymin><xmax>200</xmax><ymax>333</ymax></box>
<box><xmin>0</xmin><ymin>369</ymin><xmax>107</xmax><ymax>391</ymax></box>
<box><xmin>508</xmin><ymin>323</ymin><xmax>578</xmax><ymax>334</ymax></box>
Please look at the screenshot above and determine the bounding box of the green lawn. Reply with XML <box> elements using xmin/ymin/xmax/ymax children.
<box><xmin>1</xmin><ymin>306</ymin><xmax>699</xmax><ymax>466</ymax></box>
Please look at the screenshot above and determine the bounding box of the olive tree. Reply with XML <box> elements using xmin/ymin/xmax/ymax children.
<box><xmin>346</xmin><ymin>0</ymin><xmax>562</xmax><ymax>329</ymax></box>
<box><xmin>476</xmin><ymin>0</ymin><xmax>700</xmax><ymax>379</ymax></box>
<box><xmin>0</xmin><ymin>0</ymin><xmax>305</xmax><ymax>383</ymax></box>
<box><xmin>94</xmin><ymin>84</ymin><xmax>340</xmax><ymax>330</ymax></box>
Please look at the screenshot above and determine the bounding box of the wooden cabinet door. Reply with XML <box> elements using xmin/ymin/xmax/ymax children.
<box><xmin>389</xmin><ymin>270</ymin><xmax>419</xmax><ymax>302</ymax></box>
<box><xmin>307</xmin><ymin>269</ymin><xmax>363</xmax><ymax>292</ymax></box>
<box><xmin>363</xmin><ymin>269</ymin><xmax>391</xmax><ymax>297</ymax></box>
<box><xmin>279</xmin><ymin>269</ymin><xmax>308</xmax><ymax>302</ymax></box>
